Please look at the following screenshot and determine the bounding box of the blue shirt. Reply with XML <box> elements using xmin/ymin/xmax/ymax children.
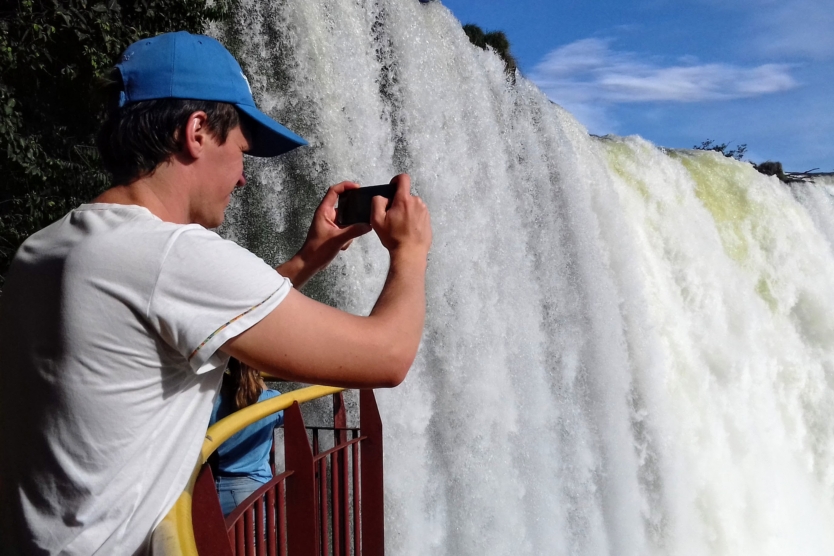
<box><xmin>209</xmin><ymin>389</ymin><xmax>284</xmax><ymax>483</ymax></box>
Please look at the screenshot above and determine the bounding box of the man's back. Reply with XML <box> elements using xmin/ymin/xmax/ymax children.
<box><xmin>0</xmin><ymin>203</ymin><xmax>290</xmax><ymax>554</ymax></box>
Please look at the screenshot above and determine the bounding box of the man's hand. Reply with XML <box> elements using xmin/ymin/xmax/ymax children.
<box><xmin>371</xmin><ymin>174</ymin><xmax>432</xmax><ymax>259</ymax></box>
<box><xmin>277</xmin><ymin>181</ymin><xmax>371</xmax><ymax>288</ymax></box>
<box><xmin>225</xmin><ymin>173</ymin><xmax>432</xmax><ymax>388</ymax></box>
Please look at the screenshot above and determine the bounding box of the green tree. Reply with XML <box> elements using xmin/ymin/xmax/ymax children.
<box><xmin>693</xmin><ymin>139</ymin><xmax>747</xmax><ymax>161</ymax></box>
<box><xmin>463</xmin><ymin>23</ymin><xmax>517</xmax><ymax>76</ymax></box>
<box><xmin>0</xmin><ymin>0</ymin><xmax>231</xmax><ymax>287</ymax></box>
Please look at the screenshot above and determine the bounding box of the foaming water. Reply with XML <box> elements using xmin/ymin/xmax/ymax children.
<box><xmin>213</xmin><ymin>2</ymin><xmax>834</xmax><ymax>554</ymax></box>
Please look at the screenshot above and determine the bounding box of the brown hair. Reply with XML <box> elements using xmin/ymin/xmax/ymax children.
<box><xmin>96</xmin><ymin>68</ymin><xmax>242</xmax><ymax>185</ymax></box>
<box><xmin>223</xmin><ymin>358</ymin><xmax>264</xmax><ymax>410</ymax></box>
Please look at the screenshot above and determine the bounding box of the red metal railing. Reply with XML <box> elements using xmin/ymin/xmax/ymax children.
<box><xmin>224</xmin><ymin>469</ymin><xmax>292</xmax><ymax>556</ymax></box>
<box><xmin>191</xmin><ymin>390</ymin><xmax>384</xmax><ymax>556</ymax></box>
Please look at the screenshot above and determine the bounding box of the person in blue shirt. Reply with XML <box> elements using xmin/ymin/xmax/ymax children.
<box><xmin>210</xmin><ymin>358</ymin><xmax>284</xmax><ymax>516</ymax></box>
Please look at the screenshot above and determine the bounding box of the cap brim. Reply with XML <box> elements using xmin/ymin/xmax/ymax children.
<box><xmin>236</xmin><ymin>103</ymin><xmax>308</xmax><ymax>157</ymax></box>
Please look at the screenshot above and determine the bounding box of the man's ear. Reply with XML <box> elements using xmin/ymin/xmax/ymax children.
<box><xmin>182</xmin><ymin>111</ymin><xmax>210</xmax><ymax>159</ymax></box>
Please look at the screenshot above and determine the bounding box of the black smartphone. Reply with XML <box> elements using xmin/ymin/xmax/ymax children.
<box><xmin>336</xmin><ymin>184</ymin><xmax>397</xmax><ymax>226</ymax></box>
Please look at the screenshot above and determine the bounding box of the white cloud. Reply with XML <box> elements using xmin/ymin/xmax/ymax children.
<box><xmin>530</xmin><ymin>38</ymin><xmax>798</xmax><ymax>105</ymax></box>
<box><xmin>746</xmin><ymin>0</ymin><xmax>834</xmax><ymax>61</ymax></box>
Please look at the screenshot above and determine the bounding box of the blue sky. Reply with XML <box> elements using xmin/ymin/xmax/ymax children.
<box><xmin>439</xmin><ymin>0</ymin><xmax>833</xmax><ymax>172</ymax></box>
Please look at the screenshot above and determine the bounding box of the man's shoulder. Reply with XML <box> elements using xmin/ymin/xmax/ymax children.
<box><xmin>68</xmin><ymin>204</ymin><xmax>235</xmax><ymax>262</ymax></box>
<box><xmin>66</xmin><ymin>207</ymin><xmax>208</xmax><ymax>271</ymax></box>
<box><xmin>20</xmin><ymin>203</ymin><xmax>198</xmax><ymax>253</ymax></box>
<box><xmin>12</xmin><ymin>204</ymin><xmax>230</xmax><ymax>291</ymax></box>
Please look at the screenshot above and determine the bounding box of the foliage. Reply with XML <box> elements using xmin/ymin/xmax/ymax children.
<box><xmin>0</xmin><ymin>0</ymin><xmax>231</xmax><ymax>286</ymax></box>
<box><xmin>692</xmin><ymin>139</ymin><xmax>819</xmax><ymax>183</ymax></box>
<box><xmin>463</xmin><ymin>23</ymin><xmax>517</xmax><ymax>76</ymax></box>
<box><xmin>693</xmin><ymin>139</ymin><xmax>747</xmax><ymax>161</ymax></box>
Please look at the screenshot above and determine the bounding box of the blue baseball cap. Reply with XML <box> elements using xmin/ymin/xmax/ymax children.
<box><xmin>116</xmin><ymin>31</ymin><xmax>307</xmax><ymax>157</ymax></box>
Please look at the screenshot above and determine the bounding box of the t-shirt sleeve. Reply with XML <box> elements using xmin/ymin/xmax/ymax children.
<box><xmin>148</xmin><ymin>226</ymin><xmax>292</xmax><ymax>373</ymax></box>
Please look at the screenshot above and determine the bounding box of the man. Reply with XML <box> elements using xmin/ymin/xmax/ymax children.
<box><xmin>0</xmin><ymin>31</ymin><xmax>431</xmax><ymax>554</ymax></box>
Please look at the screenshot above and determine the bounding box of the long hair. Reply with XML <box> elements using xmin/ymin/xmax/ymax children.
<box><xmin>223</xmin><ymin>358</ymin><xmax>264</xmax><ymax>410</ymax></box>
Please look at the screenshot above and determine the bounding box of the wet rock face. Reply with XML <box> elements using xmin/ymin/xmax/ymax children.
<box><xmin>756</xmin><ymin>160</ymin><xmax>784</xmax><ymax>176</ymax></box>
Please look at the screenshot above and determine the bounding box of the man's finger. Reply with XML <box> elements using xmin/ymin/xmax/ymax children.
<box><xmin>340</xmin><ymin>239</ymin><xmax>354</xmax><ymax>251</ymax></box>
<box><xmin>391</xmin><ymin>173</ymin><xmax>411</xmax><ymax>203</ymax></box>
<box><xmin>322</xmin><ymin>181</ymin><xmax>360</xmax><ymax>208</ymax></box>
<box><xmin>370</xmin><ymin>195</ymin><xmax>388</xmax><ymax>231</ymax></box>
<box><xmin>332</xmin><ymin>181</ymin><xmax>361</xmax><ymax>194</ymax></box>
<box><xmin>342</xmin><ymin>223</ymin><xmax>371</xmax><ymax>240</ymax></box>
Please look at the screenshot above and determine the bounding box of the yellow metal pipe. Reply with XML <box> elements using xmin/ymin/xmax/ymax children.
<box><xmin>152</xmin><ymin>385</ymin><xmax>345</xmax><ymax>555</ymax></box>
<box><xmin>201</xmin><ymin>385</ymin><xmax>344</xmax><ymax>463</ymax></box>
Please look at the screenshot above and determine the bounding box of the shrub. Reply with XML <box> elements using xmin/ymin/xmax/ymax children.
<box><xmin>463</xmin><ymin>23</ymin><xmax>517</xmax><ymax>76</ymax></box>
<box><xmin>693</xmin><ymin>139</ymin><xmax>747</xmax><ymax>161</ymax></box>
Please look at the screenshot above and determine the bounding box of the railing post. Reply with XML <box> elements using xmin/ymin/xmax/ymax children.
<box><xmin>284</xmin><ymin>401</ymin><xmax>318</xmax><ymax>556</ymax></box>
<box><xmin>191</xmin><ymin>464</ymin><xmax>234</xmax><ymax>556</ymax></box>
<box><xmin>333</xmin><ymin>393</ymin><xmax>349</xmax><ymax>556</ymax></box>
<box><xmin>360</xmin><ymin>390</ymin><xmax>384</xmax><ymax>556</ymax></box>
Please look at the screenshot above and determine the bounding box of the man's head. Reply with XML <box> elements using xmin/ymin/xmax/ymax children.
<box><xmin>97</xmin><ymin>96</ymin><xmax>243</xmax><ymax>186</ymax></box>
<box><xmin>97</xmin><ymin>32</ymin><xmax>306</xmax><ymax>186</ymax></box>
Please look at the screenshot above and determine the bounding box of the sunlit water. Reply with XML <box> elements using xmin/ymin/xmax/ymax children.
<box><xmin>211</xmin><ymin>2</ymin><xmax>834</xmax><ymax>554</ymax></box>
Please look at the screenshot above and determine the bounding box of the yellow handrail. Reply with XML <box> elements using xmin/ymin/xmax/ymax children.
<box><xmin>152</xmin><ymin>385</ymin><xmax>345</xmax><ymax>555</ymax></box>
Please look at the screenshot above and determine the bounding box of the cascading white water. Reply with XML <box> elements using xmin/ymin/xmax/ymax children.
<box><xmin>212</xmin><ymin>1</ymin><xmax>834</xmax><ymax>554</ymax></box>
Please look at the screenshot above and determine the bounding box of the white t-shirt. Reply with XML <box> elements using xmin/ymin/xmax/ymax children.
<box><xmin>0</xmin><ymin>204</ymin><xmax>292</xmax><ymax>555</ymax></box>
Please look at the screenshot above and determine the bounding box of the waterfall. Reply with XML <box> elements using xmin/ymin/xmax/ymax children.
<box><xmin>211</xmin><ymin>1</ymin><xmax>834</xmax><ymax>554</ymax></box>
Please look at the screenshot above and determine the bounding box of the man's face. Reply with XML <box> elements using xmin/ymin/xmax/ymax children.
<box><xmin>192</xmin><ymin>124</ymin><xmax>250</xmax><ymax>228</ymax></box>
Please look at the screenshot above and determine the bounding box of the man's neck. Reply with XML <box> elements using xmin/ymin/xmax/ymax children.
<box><xmin>94</xmin><ymin>162</ymin><xmax>193</xmax><ymax>225</ymax></box>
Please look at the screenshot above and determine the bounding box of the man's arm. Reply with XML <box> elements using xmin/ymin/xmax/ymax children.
<box><xmin>223</xmin><ymin>174</ymin><xmax>431</xmax><ymax>387</ymax></box>
<box><xmin>276</xmin><ymin>181</ymin><xmax>370</xmax><ymax>289</ymax></box>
